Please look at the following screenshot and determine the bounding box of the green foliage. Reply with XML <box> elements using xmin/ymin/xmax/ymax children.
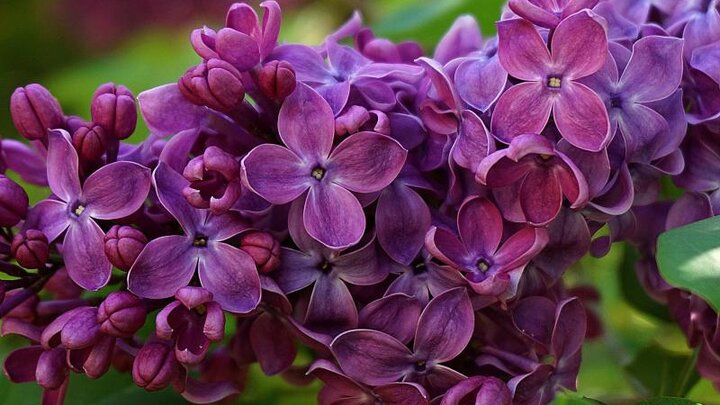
<box><xmin>657</xmin><ymin>216</ymin><xmax>720</xmax><ymax>312</ymax></box>
<box><xmin>625</xmin><ymin>344</ymin><xmax>699</xmax><ymax>398</ymax></box>
<box><xmin>618</xmin><ymin>244</ymin><xmax>672</xmax><ymax>322</ymax></box>
<box><xmin>636</xmin><ymin>398</ymin><xmax>703</xmax><ymax>405</ymax></box>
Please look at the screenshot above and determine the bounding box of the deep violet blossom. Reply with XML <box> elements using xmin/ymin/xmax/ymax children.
<box><xmin>492</xmin><ymin>10</ymin><xmax>611</xmax><ymax>152</ymax></box>
<box><xmin>242</xmin><ymin>83</ymin><xmax>407</xmax><ymax>249</ymax></box>
<box><xmin>26</xmin><ymin>130</ymin><xmax>151</xmax><ymax>290</ymax></box>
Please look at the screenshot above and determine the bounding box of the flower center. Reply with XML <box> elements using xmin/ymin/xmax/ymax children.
<box><xmin>414</xmin><ymin>360</ymin><xmax>427</xmax><ymax>372</ymax></box>
<box><xmin>609</xmin><ymin>94</ymin><xmax>624</xmax><ymax>109</ymax></box>
<box><xmin>195</xmin><ymin>304</ymin><xmax>207</xmax><ymax>315</ymax></box>
<box><xmin>311</xmin><ymin>166</ymin><xmax>326</xmax><ymax>181</ymax></box>
<box><xmin>70</xmin><ymin>201</ymin><xmax>87</xmax><ymax>217</ymax></box>
<box><xmin>476</xmin><ymin>258</ymin><xmax>491</xmax><ymax>273</ymax></box>
<box><xmin>319</xmin><ymin>260</ymin><xmax>332</xmax><ymax>273</ymax></box>
<box><xmin>413</xmin><ymin>261</ymin><xmax>427</xmax><ymax>275</ymax></box>
<box><xmin>547</xmin><ymin>76</ymin><xmax>562</xmax><ymax>89</ymax></box>
<box><xmin>193</xmin><ymin>234</ymin><xmax>208</xmax><ymax>248</ymax></box>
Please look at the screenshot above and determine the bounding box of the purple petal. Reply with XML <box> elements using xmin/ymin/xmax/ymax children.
<box><xmin>154</xmin><ymin>163</ymin><xmax>204</xmax><ymax>236</ymax></box>
<box><xmin>513</xmin><ymin>296</ymin><xmax>556</xmax><ymax>346</ymax></box>
<box><xmin>589</xmin><ymin>163</ymin><xmax>634</xmax><ymax>215</ymax></box>
<box><xmin>305</xmin><ymin>274</ymin><xmax>358</xmax><ymax>335</ymax></box>
<box><xmin>355</xmin><ymin>79</ymin><xmax>397</xmax><ymax>111</ymax></box>
<box><xmin>556</xmin><ymin>140</ymin><xmax>610</xmax><ymax>198</ymax></box>
<box><xmin>617</xmin><ymin>103</ymin><xmax>670</xmax><ymax>162</ymax></box>
<box><xmin>278</xmin><ymin>83</ymin><xmax>334</xmax><ymax>160</ymax></box>
<box><xmin>434</xmin><ymin>15</ymin><xmax>483</xmax><ymax>64</ymax></box>
<box><xmin>376</xmin><ymin>185</ymin><xmax>430</xmax><ymax>265</ymax></box>
<box><xmin>386</xmin><ymin>271</ymin><xmax>431</xmax><ymax>307</ymax></box>
<box><xmin>274</xmin><ymin>248</ymin><xmax>321</xmax><ymax>293</ymax></box>
<box><xmin>519</xmin><ymin>169</ymin><xmax>562</xmax><ymax>226</ymax></box>
<box><xmin>417</xmin><ymin>365</ymin><xmax>466</xmax><ymax>398</ymax></box>
<box><xmin>555</xmin><ymin>82</ymin><xmax>611</xmax><ymax>152</ymax></box>
<box><xmin>216</xmin><ymin>28</ymin><xmax>260</xmax><ymax>71</ymax></box>
<box><xmin>508</xmin><ymin>0</ymin><xmax>560</xmax><ymax>28</ymax></box>
<box><xmin>158</xmin><ymin>129</ymin><xmax>200</xmax><ymax>173</ymax></box>
<box><xmin>452</xmin><ymin>110</ymin><xmax>495</xmax><ymax>171</ymax></box>
<box><xmin>331</xmin><ymin>329</ymin><xmax>413</xmax><ymax>386</ymax></box>
<box><xmin>359</xmin><ymin>294</ymin><xmax>422</xmax><ymax>344</ymax></box>
<box><xmin>250</xmin><ymin>313</ymin><xmax>296</xmax><ymax>375</ymax></box>
<box><xmin>316</xmin><ymin>81</ymin><xmax>351</xmax><ymax>116</ymax></box>
<box><xmin>414</xmin><ymin>287</ymin><xmax>473</xmax><ymax>362</ymax></box>
<box><xmin>619</xmin><ymin>36</ymin><xmax>684</xmax><ymax>103</ymax></box>
<box><xmin>375</xmin><ymin>382</ymin><xmax>429</xmax><ymax>405</ymax></box>
<box><xmin>491</xmin><ymin>82</ymin><xmax>553</xmax><ymax>144</ymax></box>
<box><xmin>441</xmin><ymin>376</ymin><xmax>511</xmax><ymax>405</ymax></box>
<box><xmin>305</xmin><ymin>183</ymin><xmax>365</xmax><ymax>250</ymax></box>
<box><xmin>202</xmin><ymin>211</ymin><xmax>250</xmax><ymax>241</ymax></box>
<box><xmin>138</xmin><ymin>84</ymin><xmax>210</xmax><ymax>136</ymax></box>
<box><xmin>2</xmin><ymin>139</ymin><xmax>48</xmax><ymax>186</ymax></box>
<box><xmin>270</xmin><ymin>44</ymin><xmax>332</xmax><ymax>83</ymax></box>
<box><xmin>458</xmin><ymin>197</ymin><xmax>503</xmax><ymax>259</ymax></box>
<box><xmin>3</xmin><ymin>346</ymin><xmax>42</xmax><ymax>383</ymax></box>
<box><xmin>551</xmin><ymin>10</ymin><xmax>608</xmax><ymax>79</ymax></box>
<box><xmin>552</xmin><ymin>297</ymin><xmax>586</xmax><ymax>359</ymax></box>
<box><xmin>455</xmin><ymin>57</ymin><xmax>508</xmax><ymax>113</ymax></box>
<box><xmin>83</xmin><ymin>162</ymin><xmax>151</xmax><ymax>220</ymax></box>
<box><xmin>127</xmin><ymin>235</ymin><xmax>196</xmax><ymax>299</ymax></box>
<box><xmin>328</xmin><ymin>132</ymin><xmax>407</xmax><ymax>193</ymax></box>
<box><xmin>25</xmin><ymin>199</ymin><xmax>70</xmax><ymax>242</ymax></box>
<box><xmin>198</xmin><ymin>242</ymin><xmax>261</xmax><ymax>313</ymax></box>
<box><xmin>333</xmin><ymin>239</ymin><xmax>387</xmax><ymax>286</ymax></box>
<box><xmin>308</xmin><ymin>359</ymin><xmax>367</xmax><ymax>400</ymax></box>
<box><xmin>260</xmin><ymin>1</ymin><xmax>281</xmax><ymax>59</ymax></box>
<box><xmin>64</xmin><ymin>219</ymin><xmax>112</xmax><ymax>291</ymax></box>
<box><xmin>46</xmin><ymin>130</ymin><xmax>80</xmax><ymax>202</ymax></box>
<box><xmin>328</xmin><ymin>42</ymin><xmax>369</xmax><ymax>77</ymax></box>
<box><xmin>242</xmin><ymin>144</ymin><xmax>311</xmax><ymax>205</ymax></box>
<box><xmin>496</xmin><ymin>18</ymin><xmax>550</xmax><ymax>80</ymax></box>
<box><xmin>181</xmin><ymin>378</ymin><xmax>240</xmax><ymax>404</ymax></box>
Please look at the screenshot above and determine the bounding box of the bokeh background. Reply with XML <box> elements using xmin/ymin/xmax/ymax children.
<box><xmin>0</xmin><ymin>0</ymin><xmax>718</xmax><ymax>403</ymax></box>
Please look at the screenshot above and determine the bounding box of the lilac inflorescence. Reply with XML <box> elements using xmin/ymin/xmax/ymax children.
<box><xmin>1</xmin><ymin>0</ymin><xmax>720</xmax><ymax>403</ymax></box>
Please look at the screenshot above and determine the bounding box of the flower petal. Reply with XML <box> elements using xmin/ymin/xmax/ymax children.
<box><xmin>414</xmin><ymin>287</ymin><xmax>473</xmax><ymax>363</ymax></box>
<box><xmin>305</xmin><ymin>274</ymin><xmax>358</xmax><ymax>335</ymax></box>
<box><xmin>328</xmin><ymin>132</ymin><xmax>407</xmax><ymax>193</ymax></box>
<box><xmin>3</xmin><ymin>346</ymin><xmax>42</xmax><ymax>383</ymax></box>
<box><xmin>331</xmin><ymin>329</ymin><xmax>413</xmax><ymax>386</ymax></box>
<box><xmin>216</xmin><ymin>28</ymin><xmax>260</xmax><ymax>71</ymax></box>
<box><xmin>64</xmin><ymin>219</ymin><xmax>112</xmax><ymax>291</ymax></box>
<box><xmin>519</xmin><ymin>168</ymin><xmax>562</xmax><ymax>226</ymax></box>
<box><xmin>496</xmin><ymin>18</ymin><xmax>550</xmax><ymax>81</ymax></box>
<box><xmin>455</xmin><ymin>57</ymin><xmax>508</xmax><ymax>113</ymax></box>
<box><xmin>552</xmin><ymin>297</ymin><xmax>586</xmax><ymax>359</ymax></box>
<box><xmin>83</xmin><ymin>162</ymin><xmax>151</xmax><ymax>220</ymax></box>
<box><xmin>458</xmin><ymin>197</ymin><xmax>503</xmax><ymax>259</ymax></box>
<box><xmin>24</xmin><ymin>199</ymin><xmax>70</xmax><ymax>242</ymax></box>
<box><xmin>242</xmin><ymin>144</ymin><xmax>312</xmax><ymax>205</ymax></box>
<box><xmin>619</xmin><ymin>36</ymin><xmax>684</xmax><ymax>103</ymax></box>
<box><xmin>128</xmin><ymin>235</ymin><xmax>196</xmax><ymax>299</ymax></box>
<box><xmin>375</xmin><ymin>382</ymin><xmax>429</xmax><ymax>405</ymax></box>
<box><xmin>551</xmin><ymin>10</ymin><xmax>608</xmax><ymax>79</ymax></box>
<box><xmin>333</xmin><ymin>239</ymin><xmax>387</xmax><ymax>286</ymax></box>
<box><xmin>274</xmin><ymin>248</ymin><xmax>321</xmax><ymax>293</ymax></box>
<box><xmin>554</xmin><ymin>81</ymin><xmax>611</xmax><ymax>152</ymax></box>
<box><xmin>490</xmin><ymin>82</ymin><xmax>553</xmax><ymax>144</ymax></box>
<box><xmin>278</xmin><ymin>83</ymin><xmax>334</xmax><ymax>159</ymax></box>
<box><xmin>359</xmin><ymin>294</ymin><xmax>422</xmax><ymax>345</ymax></box>
<box><xmin>305</xmin><ymin>183</ymin><xmax>365</xmax><ymax>250</ymax></box>
<box><xmin>250</xmin><ymin>313</ymin><xmax>297</xmax><ymax>375</ymax></box>
<box><xmin>452</xmin><ymin>110</ymin><xmax>495</xmax><ymax>171</ymax></box>
<box><xmin>617</xmin><ymin>103</ymin><xmax>670</xmax><ymax>163</ymax></box>
<box><xmin>376</xmin><ymin>184</ymin><xmax>430</xmax><ymax>265</ymax></box>
<box><xmin>198</xmin><ymin>242</ymin><xmax>261</xmax><ymax>314</ymax></box>
<box><xmin>154</xmin><ymin>162</ymin><xmax>204</xmax><ymax>236</ymax></box>
<box><xmin>434</xmin><ymin>15</ymin><xmax>483</xmax><ymax>64</ymax></box>
<box><xmin>46</xmin><ymin>129</ymin><xmax>80</xmax><ymax>202</ymax></box>
<box><xmin>138</xmin><ymin>84</ymin><xmax>211</xmax><ymax>137</ymax></box>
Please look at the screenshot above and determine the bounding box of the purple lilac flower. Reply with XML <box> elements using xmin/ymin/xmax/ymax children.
<box><xmin>508</xmin><ymin>0</ymin><xmax>599</xmax><ymax>28</ymax></box>
<box><xmin>492</xmin><ymin>10</ymin><xmax>611</xmax><ymax>152</ymax></box>
<box><xmin>26</xmin><ymin>130</ymin><xmax>151</xmax><ymax>290</ymax></box>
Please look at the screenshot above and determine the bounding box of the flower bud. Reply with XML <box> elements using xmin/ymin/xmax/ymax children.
<box><xmin>238</xmin><ymin>231</ymin><xmax>280</xmax><ymax>273</ymax></box>
<box><xmin>36</xmin><ymin>347</ymin><xmax>68</xmax><ymax>390</ymax></box>
<box><xmin>182</xmin><ymin>146</ymin><xmax>242</xmax><ymax>214</ymax></box>
<box><xmin>132</xmin><ymin>341</ymin><xmax>183</xmax><ymax>391</ymax></box>
<box><xmin>72</xmin><ymin>123</ymin><xmax>107</xmax><ymax>162</ymax></box>
<box><xmin>191</xmin><ymin>26</ymin><xmax>219</xmax><ymax>60</ymax></box>
<box><xmin>79</xmin><ymin>335</ymin><xmax>116</xmax><ymax>379</ymax></box>
<box><xmin>91</xmin><ymin>83</ymin><xmax>137</xmax><ymax>140</ymax></box>
<box><xmin>10</xmin><ymin>230</ymin><xmax>49</xmax><ymax>269</ymax></box>
<box><xmin>178</xmin><ymin>59</ymin><xmax>245</xmax><ymax>112</ymax></box>
<box><xmin>10</xmin><ymin>84</ymin><xmax>64</xmax><ymax>141</ymax></box>
<box><xmin>104</xmin><ymin>225</ymin><xmax>147</xmax><ymax>271</ymax></box>
<box><xmin>0</xmin><ymin>175</ymin><xmax>29</xmax><ymax>227</ymax></box>
<box><xmin>98</xmin><ymin>291</ymin><xmax>146</xmax><ymax>337</ymax></box>
<box><xmin>257</xmin><ymin>60</ymin><xmax>296</xmax><ymax>101</ymax></box>
<box><xmin>335</xmin><ymin>106</ymin><xmax>370</xmax><ymax>136</ymax></box>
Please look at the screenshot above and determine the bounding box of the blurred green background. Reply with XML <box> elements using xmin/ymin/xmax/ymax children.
<box><xmin>1</xmin><ymin>0</ymin><xmax>719</xmax><ymax>403</ymax></box>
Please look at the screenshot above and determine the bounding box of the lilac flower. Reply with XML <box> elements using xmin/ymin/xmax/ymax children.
<box><xmin>384</xmin><ymin>250</ymin><xmax>467</xmax><ymax>307</ymax></box>
<box><xmin>127</xmin><ymin>162</ymin><xmax>261</xmax><ymax>313</ymax></box>
<box><xmin>508</xmin><ymin>0</ymin><xmax>599</xmax><ymax>28</ymax></box>
<box><xmin>492</xmin><ymin>11</ymin><xmax>611</xmax><ymax>152</ymax></box>
<box><xmin>26</xmin><ymin>130</ymin><xmax>151</xmax><ymax>290</ymax></box>
<box><xmin>331</xmin><ymin>288</ymin><xmax>473</xmax><ymax>396</ymax></box>
<box><xmin>426</xmin><ymin>197</ymin><xmax>548</xmax><ymax>299</ymax></box>
<box><xmin>476</xmin><ymin>134</ymin><xmax>589</xmax><ymax>226</ymax></box>
<box><xmin>242</xmin><ymin>83</ymin><xmax>407</xmax><ymax>249</ymax></box>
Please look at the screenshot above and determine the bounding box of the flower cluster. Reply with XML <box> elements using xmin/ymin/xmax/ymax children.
<box><xmin>1</xmin><ymin>0</ymin><xmax>720</xmax><ymax>404</ymax></box>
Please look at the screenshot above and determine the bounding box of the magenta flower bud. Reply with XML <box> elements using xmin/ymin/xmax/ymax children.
<box><xmin>97</xmin><ymin>291</ymin><xmax>147</xmax><ymax>337</ymax></box>
<box><xmin>90</xmin><ymin>83</ymin><xmax>137</xmax><ymax>140</ymax></box>
<box><xmin>72</xmin><ymin>123</ymin><xmax>107</xmax><ymax>162</ymax></box>
<box><xmin>36</xmin><ymin>347</ymin><xmax>68</xmax><ymax>390</ymax></box>
<box><xmin>0</xmin><ymin>175</ymin><xmax>29</xmax><ymax>227</ymax></box>
<box><xmin>10</xmin><ymin>230</ymin><xmax>49</xmax><ymax>269</ymax></box>
<box><xmin>335</xmin><ymin>106</ymin><xmax>371</xmax><ymax>136</ymax></box>
<box><xmin>238</xmin><ymin>231</ymin><xmax>280</xmax><ymax>273</ymax></box>
<box><xmin>78</xmin><ymin>335</ymin><xmax>115</xmax><ymax>379</ymax></box>
<box><xmin>10</xmin><ymin>84</ymin><xmax>64</xmax><ymax>141</ymax></box>
<box><xmin>132</xmin><ymin>341</ymin><xmax>183</xmax><ymax>392</ymax></box>
<box><xmin>182</xmin><ymin>146</ymin><xmax>242</xmax><ymax>214</ymax></box>
<box><xmin>191</xmin><ymin>26</ymin><xmax>219</xmax><ymax>60</ymax></box>
<box><xmin>257</xmin><ymin>60</ymin><xmax>296</xmax><ymax>101</ymax></box>
<box><xmin>104</xmin><ymin>225</ymin><xmax>147</xmax><ymax>271</ymax></box>
<box><xmin>178</xmin><ymin>58</ymin><xmax>245</xmax><ymax>113</ymax></box>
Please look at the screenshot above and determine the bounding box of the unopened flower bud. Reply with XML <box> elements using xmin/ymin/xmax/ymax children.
<box><xmin>182</xmin><ymin>146</ymin><xmax>242</xmax><ymax>214</ymax></box>
<box><xmin>10</xmin><ymin>84</ymin><xmax>64</xmax><ymax>141</ymax></box>
<box><xmin>179</xmin><ymin>59</ymin><xmax>245</xmax><ymax>112</ymax></box>
<box><xmin>104</xmin><ymin>225</ymin><xmax>147</xmax><ymax>271</ymax></box>
<box><xmin>79</xmin><ymin>335</ymin><xmax>116</xmax><ymax>379</ymax></box>
<box><xmin>132</xmin><ymin>341</ymin><xmax>183</xmax><ymax>392</ymax></box>
<box><xmin>36</xmin><ymin>347</ymin><xmax>68</xmax><ymax>390</ymax></box>
<box><xmin>72</xmin><ymin>123</ymin><xmax>107</xmax><ymax>162</ymax></box>
<box><xmin>0</xmin><ymin>175</ymin><xmax>29</xmax><ymax>227</ymax></box>
<box><xmin>91</xmin><ymin>83</ymin><xmax>137</xmax><ymax>140</ymax></box>
<box><xmin>10</xmin><ymin>230</ymin><xmax>49</xmax><ymax>269</ymax></box>
<box><xmin>335</xmin><ymin>106</ymin><xmax>370</xmax><ymax>136</ymax></box>
<box><xmin>98</xmin><ymin>291</ymin><xmax>146</xmax><ymax>337</ymax></box>
<box><xmin>238</xmin><ymin>231</ymin><xmax>280</xmax><ymax>273</ymax></box>
<box><xmin>258</xmin><ymin>60</ymin><xmax>296</xmax><ymax>101</ymax></box>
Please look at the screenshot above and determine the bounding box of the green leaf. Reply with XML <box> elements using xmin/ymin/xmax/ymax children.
<box><xmin>552</xmin><ymin>392</ymin><xmax>607</xmax><ymax>404</ymax></box>
<box><xmin>618</xmin><ymin>244</ymin><xmax>672</xmax><ymax>322</ymax></box>
<box><xmin>625</xmin><ymin>343</ymin><xmax>699</xmax><ymax>398</ymax></box>
<box><xmin>657</xmin><ymin>216</ymin><xmax>720</xmax><ymax>312</ymax></box>
<box><xmin>636</xmin><ymin>397</ymin><xmax>702</xmax><ymax>405</ymax></box>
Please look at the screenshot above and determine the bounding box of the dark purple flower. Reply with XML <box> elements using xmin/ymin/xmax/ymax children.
<box><xmin>182</xmin><ymin>145</ymin><xmax>242</xmax><ymax>214</ymax></box>
<box><xmin>97</xmin><ymin>291</ymin><xmax>147</xmax><ymax>338</ymax></box>
<box><xmin>72</xmin><ymin>122</ymin><xmax>108</xmax><ymax>163</ymax></box>
<box><xmin>132</xmin><ymin>340</ymin><xmax>186</xmax><ymax>392</ymax></box>
<box><xmin>358</xmin><ymin>293</ymin><xmax>422</xmax><ymax>344</ymax></box>
<box><xmin>492</xmin><ymin>11</ymin><xmax>611</xmax><ymax>151</ymax></box>
<box><xmin>10</xmin><ymin>230</ymin><xmax>49</xmax><ymax>269</ymax></box>
<box><xmin>91</xmin><ymin>82</ymin><xmax>137</xmax><ymax>141</ymax></box>
<box><xmin>127</xmin><ymin>162</ymin><xmax>261</xmax><ymax>313</ymax></box>
<box><xmin>103</xmin><ymin>225</ymin><xmax>148</xmax><ymax>271</ymax></box>
<box><xmin>476</xmin><ymin>134</ymin><xmax>589</xmax><ymax>226</ymax></box>
<box><xmin>242</xmin><ymin>83</ymin><xmax>407</xmax><ymax>249</ymax></box>
<box><xmin>440</xmin><ymin>376</ymin><xmax>512</xmax><ymax>405</ymax></box>
<box><xmin>0</xmin><ymin>175</ymin><xmax>29</xmax><ymax>227</ymax></box>
<box><xmin>10</xmin><ymin>84</ymin><xmax>64</xmax><ymax>142</ymax></box>
<box><xmin>426</xmin><ymin>197</ymin><xmax>548</xmax><ymax>299</ymax></box>
<box><xmin>26</xmin><ymin>130</ymin><xmax>151</xmax><ymax>290</ymax></box>
<box><xmin>331</xmin><ymin>288</ymin><xmax>473</xmax><ymax>396</ymax></box>
<box><xmin>508</xmin><ymin>0</ymin><xmax>600</xmax><ymax>28</ymax></box>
